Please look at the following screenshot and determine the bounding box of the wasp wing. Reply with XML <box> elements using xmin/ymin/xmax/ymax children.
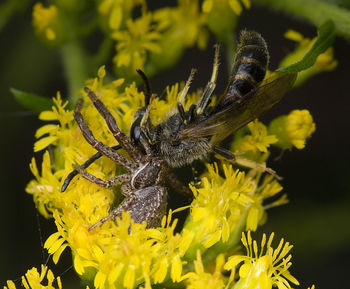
<box><xmin>178</xmin><ymin>72</ymin><xmax>297</xmax><ymax>145</ymax></box>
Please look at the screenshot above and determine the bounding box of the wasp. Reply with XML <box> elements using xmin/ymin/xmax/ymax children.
<box><xmin>61</xmin><ymin>30</ymin><xmax>297</xmax><ymax>230</ymax></box>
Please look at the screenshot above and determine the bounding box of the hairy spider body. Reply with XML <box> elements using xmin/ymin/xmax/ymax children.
<box><xmin>73</xmin><ymin>91</ymin><xmax>173</xmax><ymax>230</ymax></box>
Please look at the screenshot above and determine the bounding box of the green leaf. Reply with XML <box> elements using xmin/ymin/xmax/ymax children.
<box><xmin>279</xmin><ymin>20</ymin><xmax>335</xmax><ymax>73</ymax></box>
<box><xmin>11</xmin><ymin>88</ymin><xmax>54</xmax><ymax>113</ymax></box>
<box><xmin>255</xmin><ymin>0</ymin><xmax>350</xmax><ymax>40</ymax></box>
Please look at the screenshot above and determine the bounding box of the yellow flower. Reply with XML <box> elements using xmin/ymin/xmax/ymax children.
<box><xmin>280</xmin><ymin>30</ymin><xmax>337</xmax><ymax>86</ymax></box>
<box><xmin>44</xmin><ymin>207</ymin><xmax>195</xmax><ymax>288</ymax></box>
<box><xmin>98</xmin><ymin>0</ymin><xmax>145</xmax><ymax>30</ymax></box>
<box><xmin>26</xmin><ymin>151</ymin><xmax>64</xmax><ymax>218</ymax></box>
<box><xmin>5</xmin><ymin>265</ymin><xmax>62</xmax><ymax>289</ymax></box>
<box><xmin>183</xmin><ymin>251</ymin><xmax>231</xmax><ymax>289</ymax></box>
<box><xmin>233</xmin><ymin>120</ymin><xmax>278</xmax><ymax>155</ymax></box>
<box><xmin>34</xmin><ymin>93</ymin><xmax>73</xmax><ymax>152</ymax></box>
<box><xmin>201</xmin><ymin>0</ymin><xmax>250</xmax><ymax>40</ymax></box>
<box><xmin>202</xmin><ymin>0</ymin><xmax>250</xmax><ymax>15</ymax></box>
<box><xmin>155</xmin><ymin>0</ymin><xmax>208</xmax><ymax>49</ymax></box>
<box><xmin>224</xmin><ymin>231</ymin><xmax>299</xmax><ymax>289</ymax></box>
<box><xmin>26</xmin><ymin>67</ymin><xmax>309</xmax><ymax>289</ymax></box>
<box><xmin>269</xmin><ymin>109</ymin><xmax>316</xmax><ymax>150</ymax></box>
<box><xmin>32</xmin><ymin>3</ymin><xmax>58</xmax><ymax>40</ymax></box>
<box><xmin>185</xmin><ymin>162</ymin><xmax>284</xmax><ymax>249</ymax></box>
<box><xmin>150</xmin><ymin>0</ymin><xmax>208</xmax><ymax>72</ymax></box>
<box><xmin>32</xmin><ymin>2</ymin><xmax>66</xmax><ymax>45</ymax></box>
<box><xmin>112</xmin><ymin>13</ymin><xmax>162</xmax><ymax>74</ymax></box>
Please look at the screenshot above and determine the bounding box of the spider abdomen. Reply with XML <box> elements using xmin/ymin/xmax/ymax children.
<box><xmin>129</xmin><ymin>186</ymin><xmax>167</xmax><ymax>228</ymax></box>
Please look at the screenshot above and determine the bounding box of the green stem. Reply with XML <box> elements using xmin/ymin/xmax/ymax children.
<box><xmin>90</xmin><ymin>37</ymin><xmax>114</xmax><ymax>70</ymax></box>
<box><xmin>60</xmin><ymin>39</ymin><xmax>89</xmax><ymax>104</ymax></box>
<box><xmin>254</xmin><ymin>0</ymin><xmax>350</xmax><ymax>39</ymax></box>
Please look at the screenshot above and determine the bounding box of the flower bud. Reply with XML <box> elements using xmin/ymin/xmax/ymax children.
<box><xmin>268</xmin><ymin>109</ymin><xmax>316</xmax><ymax>150</ymax></box>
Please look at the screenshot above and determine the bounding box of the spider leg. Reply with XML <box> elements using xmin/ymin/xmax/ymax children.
<box><xmin>88</xmin><ymin>194</ymin><xmax>136</xmax><ymax>231</ymax></box>
<box><xmin>73</xmin><ymin>164</ymin><xmax>131</xmax><ymax>188</ymax></box>
<box><xmin>74</xmin><ymin>99</ymin><xmax>135</xmax><ymax>171</ymax></box>
<box><xmin>84</xmin><ymin>87</ymin><xmax>142</xmax><ymax>161</ymax></box>
<box><xmin>61</xmin><ymin>144</ymin><xmax>122</xmax><ymax>192</ymax></box>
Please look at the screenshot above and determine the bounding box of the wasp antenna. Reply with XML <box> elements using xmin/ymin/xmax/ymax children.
<box><xmin>179</xmin><ymin>68</ymin><xmax>197</xmax><ymax>104</ymax></box>
<box><xmin>136</xmin><ymin>69</ymin><xmax>152</xmax><ymax>106</ymax></box>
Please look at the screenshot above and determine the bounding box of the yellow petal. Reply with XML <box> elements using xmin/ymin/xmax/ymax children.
<box><xmin>34</xmin><ymin>136</ymin><xmax>58</xmax><ymax>152</ymax></box>
<box><xmin>204</xmin><ymin>230</ymin><xmax>221</xmax><ymax>248</ymax></box>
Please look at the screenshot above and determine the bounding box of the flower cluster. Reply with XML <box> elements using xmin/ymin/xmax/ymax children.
<box><xmin>21</xmin><ymin>63</ymin><xmax>318</xmax><ymax>288</ymax></box>
<box><xmin>5</xmin><ymin>265</ymin><xmax>62</xmax><ymax>289</ymax></box>
<box><xmin>31</xmin><ymin>0</ymin><xmax>251</xmax><ymax>78</ymax></box>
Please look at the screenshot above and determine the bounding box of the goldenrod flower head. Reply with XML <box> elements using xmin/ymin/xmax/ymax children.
<box><xmin>25</xmin><ymin>66</ymin><xmax>309</xmax><ymax>288</ymax></box>
<box><xmin>150</xmin><ymin>0</ymin><xmax>208</xmax><ymax>71</ymax></box>
<box><xmin>269</xmin><ymin>109</ymin><xmax>316</xmax><ymax>150</ymax></box>
<box><xmin>183</xmin><ymin>251</ymin><xmax>230</xmax><ymax>289</ymax></box>
<box><xmin>98</xmin><ymin>0</ymin><xmax>145</xmax><ymax>31</ymax></box>
<box><xmin>280</xmin><ymin>30</ymin><xmax>337</xmax><ymax>86</ymax></box>
<box><xmin>26</xmin><ymin>68</ymin><xmax>208</xmax><ymax>288</ymax></box>
<box><xmin>32</xmin><ymin>3</ymin><xmax>58</xmax><ymax>40</ymax></box>
<box><xmin>201</xmin><ymin>0</ymin><xmax>250</xmax><ymax>40</ymax></box>
<box><xmin>156</xmin><ymin>0</ymin><xmax>208</xmax><ymax>49</ymax></box>
<box><xmin>233</xmin><ymin>120</ymin><xmax>278</xmax><ymax>155</ymax></box>
<box><xmin>224</xmin><ymin>231</ymin><xmax>299</xmax><ymax>289</ymax></box>
<box><xmin>5</xmin><ymin>265</ymin><xmax>62</xmax><ymax>289</ymax></box>
<box><xmin>44</xmin><ymin>207</ymin><xmax>195</xmax><ymax>288</ymax></box>
<box><xmin>202</xmin><ymin>0</ymin><xmax>250</xmax><ymax>15</ymax></box>
<box><xmin>185</xmin><ymin>162</ymin><xmax>284</xmax><ymax>249</ymax></box>
<box><xmin>32</xmin><ymin>2</ymin><xmax>65</xmax><ymax>44</ymax></box>
<box><xmin>112</xmin><ymin>13</ymin><xmax>162</xmax><ymax>75</ymax></box>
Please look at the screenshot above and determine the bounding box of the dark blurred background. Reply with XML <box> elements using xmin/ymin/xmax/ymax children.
<box><xmin>1</xmin><ymin>3</ymin><xmax>349</xmax><ymax>289</ymax></box>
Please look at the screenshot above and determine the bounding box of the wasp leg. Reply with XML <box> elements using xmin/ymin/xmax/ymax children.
<box><xmin>178</xmin><ymin>68</ymin><xmax>197</xmax><ymax>104</ymax></box>
<box><xmin>84</xmin><ymin>87</ymin><xmax>142</xmax><ymax>161</ymax></box>
<box><xmin>74</xmin><ymin>99</ymin><xmax>135</xmax><ymax>172</ymax></box>
<box><xmin>196</xmin><ymin>45</ymin><xmax>220</xmax><ymax>115</ymax></box>
<box><xmin>213</xmin><ymin>146</ymin><xmax>282</xmax><ymax>180</ymax></box>
<box><xmin>73</xmin><ymin>164</ymin><xmax>131</xmax><ymax>188</ymax></box>
<box><xmin>177</xmin><ymin>102</ymin><xmax>187</xmax><ymax>124</ymax></box>
<box><xmin>88</xmin><ymin>194</ymin><xmax>136</xmax><ymax>231</ymax></box>
<box><xmin>61</xmin><ymin>145</ymin><xmax>122</xmax><ymax>192</ymax></box>
<box><xmin>213</xmin><ymin>146</ymin><xmax>235</xmax><ymax>160</ymax></box>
